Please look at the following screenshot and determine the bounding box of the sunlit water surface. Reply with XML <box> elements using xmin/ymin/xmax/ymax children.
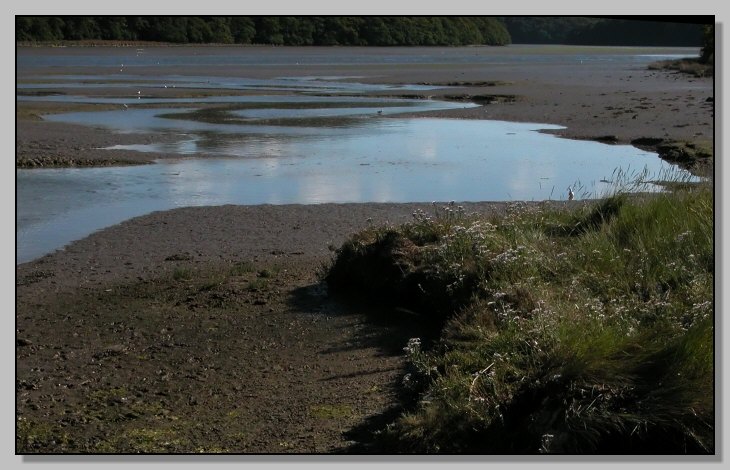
<box><xmin>17</xmin><ymin>115</ymin><xmax>691</xmax><ymax>263</ymax></box>
<box><xmin>17</xmin><ymin>48</ymin><xmax>701</xmax><ymax>263</ymax></box>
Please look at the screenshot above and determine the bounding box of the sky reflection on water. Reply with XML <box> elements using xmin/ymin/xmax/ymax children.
<box><xmin>17</xmin><ymin>116</ymin><xmax>692</xmax><ymax>264</ymax></box>
<box><xmin>16</xmin><ymin>54</ymin><xmax>701</xmax><ymax>264</ymax></box>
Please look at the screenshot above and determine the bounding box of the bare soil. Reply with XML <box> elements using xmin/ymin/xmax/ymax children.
<box><xmin>17</xmin><ymin>258</ymin><xmax>420</xmax><ymax>453</ymax></box>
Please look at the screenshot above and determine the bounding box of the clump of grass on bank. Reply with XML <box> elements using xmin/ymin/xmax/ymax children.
<box><xmin>648</xmin><ymin>58</ymin><xmax>713</xmax><ymax>78</ymax></box>
<box><xmin>630</xmin><ymin>139</ymin><xmax>714</xmax><ymax>177</ymax></box>
<box><xmin>656</xmin><ymin>141</ymin><xmax>714</xmax><ymax>171</ymax></box>
<box><xmin>326</xmin><ymin>186</ymin><xmax>713</xmax><ymax>453</ymax></box>
<box><xmin>172</xmin><ymin>267</ymin><xmax>193</xmax><ymax>281</ymax></box>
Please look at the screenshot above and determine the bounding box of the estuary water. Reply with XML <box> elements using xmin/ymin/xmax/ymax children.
<box><xmin>16</xmin><ymin>46</ymin><xmax>700</xmax><ymax>264</ymax></box>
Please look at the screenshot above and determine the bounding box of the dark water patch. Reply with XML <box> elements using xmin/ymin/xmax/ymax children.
<box><xmin>156</xmin><ymin>101</ymin><xmax>420</xmax><ymax>126</ymax></box>
<box><xmin>418</xmin><ymin>80</ymin><xmax>514</xmax><ymax>87</ymax></box>
<box><xmin>443</xmin><ymin>94</ymin><xmax>519</xmax><ymax>105</ymax></box>
<box><xmin>16</xmin><ymin>90</ymin><xmax>67</xmax><ymax>97</ymax></box>
<box><xmin>18</xmin><ymin>73</ymin><xmax>444</xmax><ymax>97</ymax></box>
<box><xmin>222</xmin><ymin>116</ymin><xmax>369</xmax><ymax>129</ymax></box>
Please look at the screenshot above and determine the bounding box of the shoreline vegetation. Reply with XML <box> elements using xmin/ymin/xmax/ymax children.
<box><xmin>648</xmin><ymin>58</ymin><xmax>714</xmax><ymax>78</ymax></box>
<box><xmin>325</xmin><ymin>185</ymin><xmax>713</xmax><ymax>453</ymax></box>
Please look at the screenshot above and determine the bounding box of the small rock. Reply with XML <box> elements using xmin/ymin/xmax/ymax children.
<box><xmin>106</xmin><ymin>344</ymin><xmax>127</xmax><ymax>355</ymax></box>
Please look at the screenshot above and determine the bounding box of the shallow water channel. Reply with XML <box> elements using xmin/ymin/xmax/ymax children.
<box><xmin>17</xmin><ymin>72</ymin><xmax>695</xmax><ymax>264</ymax></box>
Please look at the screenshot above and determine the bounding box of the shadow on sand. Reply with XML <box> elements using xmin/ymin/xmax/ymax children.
<box><xmin>286</xmin><ymin>281</ymin><xmax>442</xmax><ymax>453</ymax></box>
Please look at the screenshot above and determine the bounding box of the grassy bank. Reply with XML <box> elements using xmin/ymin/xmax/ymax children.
<box><xmin>648</xmin><ymin>58</ymin><xmax>713</xmax><ymax>78</ymax></box>
<box><xmin>326</xmin><ymin>186</ymin><xmax>714</xmax><ymax>453</ymax></box>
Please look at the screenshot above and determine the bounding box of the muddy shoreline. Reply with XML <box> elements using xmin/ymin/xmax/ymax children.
<box><xmin>15</xmin><ymin>46</ymin><xmax>714</xmax><ymax>453</ymax></box>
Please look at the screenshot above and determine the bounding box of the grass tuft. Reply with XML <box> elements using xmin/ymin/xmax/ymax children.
<box><xmin>172</xmin><ymin>267</ymin><xmax>192</xmax><ymax>281</ymax></box>
<box><xmin>327</xmin><ymin>185</ymin><xmax>714</xmax><ymax>453</ymax></box>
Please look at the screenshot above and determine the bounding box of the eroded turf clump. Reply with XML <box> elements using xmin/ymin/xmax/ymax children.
<box><xmin>326</xmin><ymin>203</ymin><xmax>494</xmax><ymax>324</ymax></box>
<box><xmin>326</xmin><ymin>188</ymin><xmax>714</xmax><ymax>454</ymax></box>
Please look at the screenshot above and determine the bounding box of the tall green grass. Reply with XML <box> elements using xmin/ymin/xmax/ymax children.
<box><xmin>326</xmin><ymin>186</ymin><xmax>714</xmax><ymax>453</ymax></box>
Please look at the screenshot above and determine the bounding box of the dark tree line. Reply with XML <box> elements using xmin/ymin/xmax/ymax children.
<box><xmin>564</xmin><ymin>18</ymin><xmax>706</xmax><ymax>47</ymax></box>
<box><xmin>16</xmin><ymin>16</ymin><xmax>710</xmax><ymax>48</ymax></box>
<box><xmin>700</xmin><ymin>24</ymin><xmax>714</xmax><ymax>63</ymax></box>
<box><xmin>501</xmin><ymin>17</ymin><xmax>707</xmax><ymax>46</ymax></box>
<box><xmin>15</xmin><ymin>16</ymin><xmax>511</xmax><ymax>46</ymax></box>
<box><xmin>500</xmin><ymin>17</ymin><xmax>602</xmax><ymax>44</ymax></box>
